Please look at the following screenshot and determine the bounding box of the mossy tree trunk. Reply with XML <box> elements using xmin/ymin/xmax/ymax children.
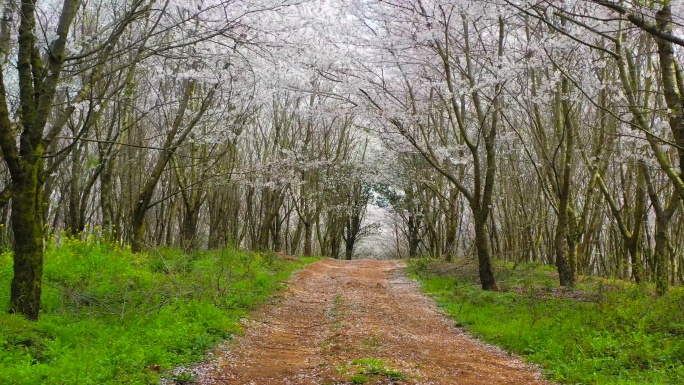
<box><xmin>473</xmin><ymin>212</ymin><xmax>497</xmax><ymax>290</ymax></box>
<box><xmin>9</xmin><ymin>168</ymin><xmax>45</xmax><ymax>320</ymax></box>
<box><xmin>0</xmin><ymin>0</ymin><xmax>147</xmax><ymax>319</ymax></box>
<box><xmin>0</xmin><ymin>0</ymin><xmax>80</xmax><ymax>320</ymax></box>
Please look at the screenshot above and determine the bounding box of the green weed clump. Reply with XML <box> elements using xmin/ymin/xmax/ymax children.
<box><xmin>0</xmin><ymin>238</ymin><xmax>317</xmax><ymax>384</ymax></box>
<box><xmin>350</xmin><ymin>358</ymin><xmax>407</xmax><ymax>381</ymax></box>
<box><xmin>412</xmin><ymin>260</ymin><xmax>684</xmax><ymax>385</ymax></box>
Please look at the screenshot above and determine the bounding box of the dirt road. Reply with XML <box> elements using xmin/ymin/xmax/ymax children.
<box><xmin>191</xmin><ymin>259</ymin><xmax>552</xmax><ymax>384</ymax></box>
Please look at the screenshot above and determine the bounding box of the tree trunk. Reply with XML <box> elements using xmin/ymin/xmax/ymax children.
<box><xmin>330</xmin><ymin>233</ymin><xmax>340</xmax><ymax>259</ymax></box>
<box><xmin>180</xmin><ymin>207</ymin><xmax>199</xmax><ymax>251</ymax></box>
<box><xmin>642</xmin><ymin>162</ymin><xmax>679</xmax><ymax>295</ymax></box>
<box><xmin>303</xmin><ymin>221</ymin><xmax>313</xmax><ymax>256</ymax></box>
<box><xmin>630</xmin><ymin>171</ymin><xmax>647</xmax><ymax>283</ymax></box>
<box><xmin>555</xmin><ymin>208</ymin><xmax>574</xmax><ymax>286</ymax></box>
<box><xmin>474</xmin><ymin>212</ymin><xmax>497</xmax><ymax>291</ymax></box>
<box><xmin>66</xmin><ymin>142</ymin><xmax>81</xmax><ymax>236</ymax></box>
<box><xmin>258</xmin><ymin>204</ymin><xmax>275</xmax><ymax>250</ymax></box>
<box><xmin>208</xmin><ymin>198</ymin><xmax>225</xmax><ymax>249</ymax></box>
<box><xmin>3</xmin><ymin>0</ymin><xmax>82</xmax><ymax>320</ymax></box>
<box><xmin>343</xmin><ymin>211</ymin><xmax>362</xmax><ymax>260</ymax></box>
<box><xmin>271</xmin><ymin>212</ymin><xmax>282</xmax><ymax>251</ymax></box>
<box><xmin>131</xmin><ymin>213</ymin><xmax>147</xmax><ymax>253</ymax></box>
<box><xmin>444</xmin><ymin>188</ymin><xmax>458</xmax><ymax>261</ymax></box>
<box><xmin>344</xmin><ymin>218</ymin><xmax>355</xmax><ymax>260</ymax></box>
<box><xmin>408</xmin><ymin>215</ymin><xmax>420</xmax><ymax>258</ymax></box>
<box><xmin>9</xmin><ymin>166</ymin><xmax>44</xmax><ymax>320</ymax></box>
<box><xmin>654</xmin><ymin>218</ymin><xmax>670</xmax><ymax>296</ymax></box>
<box><xmin>555</xmin><ymin>76</ymin><xmax>576</xmax><ymax>287</ymax></box>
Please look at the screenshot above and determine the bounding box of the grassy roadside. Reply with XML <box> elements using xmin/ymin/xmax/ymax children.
<box><xmin>0</xmin><ymin>238</ymin><xmax>317</xmax><ymax>384</ymax></box>
<box><xmin>410</xmin><ymin>259</ymin><xmax>684</xmax><ymax>385</ymax></box>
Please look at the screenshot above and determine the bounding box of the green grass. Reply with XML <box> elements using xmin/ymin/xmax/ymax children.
<box><xmin>411</xmin><ymin>259</ymin><xmax>684</xmax><ymax>385</ymax></box>
<box><xmin>337</xmin><ymin>358</ymin><xmax>408</xmax><ymax>383</ymax></box>
<box><xmin>350</xmin><ymin>358</ymin><xmax>407</xmax><ymax>382</ymax></box>
<box><xmin>0</xmin><ymin>237</ymin><xmax>317</xmax><ymax>384</ymax></box>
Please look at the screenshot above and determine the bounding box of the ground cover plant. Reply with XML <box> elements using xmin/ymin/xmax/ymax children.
<box><xmin>411</xmin><ymin>259</ymin><xmax>684</xmax><ymax>385</ymax></box>
<box><xmin>335</xmin><ymin>358</ymin><xmax>408</xmax><ymax>384</ymax></box>
<box><xmin>0</xmin><ymin>237</ymin><xmax>316</xmax><ymax>384</ymax></box>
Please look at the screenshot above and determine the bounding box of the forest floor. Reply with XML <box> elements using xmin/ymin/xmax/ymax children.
<box><xmin>180</xmin><ymin>259</ymin><xmax>553</xmax><ymax>385</ymax></box>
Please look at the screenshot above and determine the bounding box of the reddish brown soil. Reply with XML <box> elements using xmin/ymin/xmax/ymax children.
<box><xmin>190</xmin><ymin>259</ymin><xmax>553</xmax><ymax>385</ymax></box>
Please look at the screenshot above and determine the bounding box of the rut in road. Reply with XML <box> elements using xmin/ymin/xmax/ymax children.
<box><xmin>190</xmin><ymin>259</ymin><xmax>553</xmax><ymax>385</ymax></box>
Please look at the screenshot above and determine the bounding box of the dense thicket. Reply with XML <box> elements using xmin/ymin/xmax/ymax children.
<box><xmin>1</xmin><ymin>0</ymin><xmax>683</xmax><ymax>318</ymax></box>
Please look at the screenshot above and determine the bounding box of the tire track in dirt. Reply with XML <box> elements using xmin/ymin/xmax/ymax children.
<box><xmin>190</xmin><ymin>259</ymin><xmax>553</xmax><ymax>384</ymax></box>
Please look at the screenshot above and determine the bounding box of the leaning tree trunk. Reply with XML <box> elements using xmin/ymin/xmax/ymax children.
<box><xmin>129</xmin><ymin>80</ymin><xmax>211</xmax><ymax>253</ymax></box>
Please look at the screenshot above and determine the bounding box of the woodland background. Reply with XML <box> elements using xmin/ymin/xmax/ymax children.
<box><xmin>0</xmin><ymin>0</ymin><xmax>684</xmax><ymax>320</ymax></box>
